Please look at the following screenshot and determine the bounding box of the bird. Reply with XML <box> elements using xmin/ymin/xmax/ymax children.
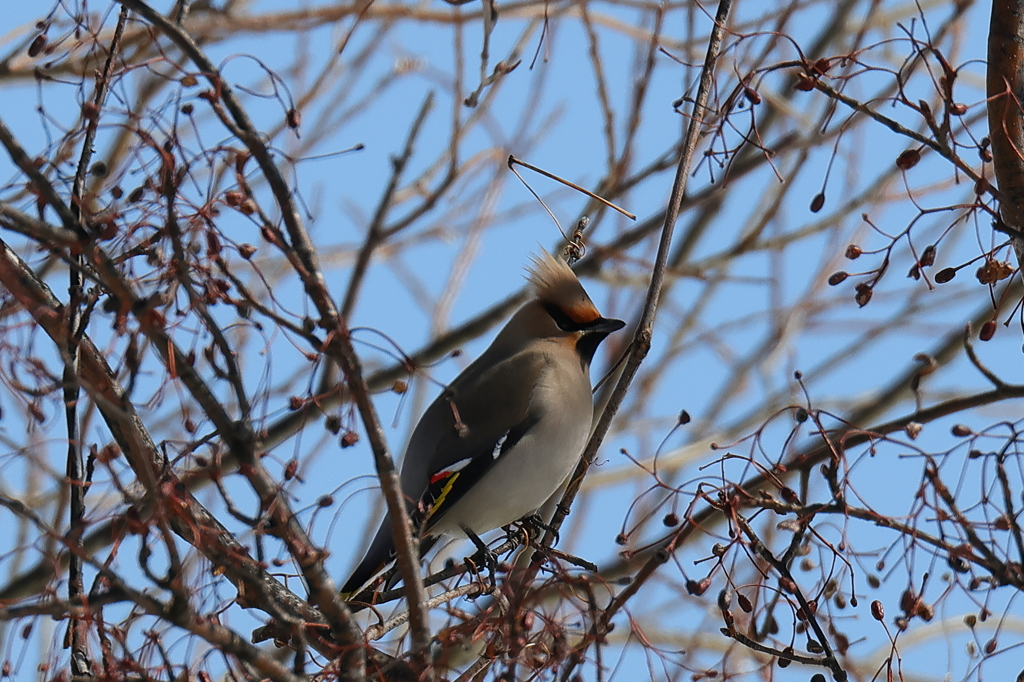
<box><xmin>341</xmin><ymin>250</ymin><xmax>625</xmax><ymax>597</ymax></box>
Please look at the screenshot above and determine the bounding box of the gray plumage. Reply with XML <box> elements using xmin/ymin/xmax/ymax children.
<box><xmin>342</xmin><ymin>251</ymin><xmax>624</xmax><ymax>596</ymax></box>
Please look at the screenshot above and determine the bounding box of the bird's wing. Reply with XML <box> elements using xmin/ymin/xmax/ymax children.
<box><xmin>342</xmin><ymin>350</ymin><xmax>552</xmax><ymax>596</ymax></box>
<box><xmin>416</xmin><ymin>411</ymin><xmax>541</xmax><ymax>535</ymax></box>
<box><xmin>402</xmin><ymin>349</ymin><xmax>552</xmax><ymax>536</ymax></box>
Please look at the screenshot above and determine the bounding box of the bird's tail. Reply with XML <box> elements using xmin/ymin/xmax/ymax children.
<box><xmin>341</xmin><ymin>518</ymin><xmax>442</xmax><ymax>598</ymax></box>
<box><xmin>340</xmin><ymin>516</ymin><xmax>396</xmax><ymax>598</ymax></box>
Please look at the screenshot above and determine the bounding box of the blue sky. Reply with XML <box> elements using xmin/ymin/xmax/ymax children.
<box><xmin>1</xmin><ymin>1</ymin><xmax>1023</xmax><ymax>680</ymax></box>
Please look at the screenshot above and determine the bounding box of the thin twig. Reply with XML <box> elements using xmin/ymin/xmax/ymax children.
<box><xmin>733</xmin><ymin>511</ymin><xmax>848</xmax><ymax>680</ymax></box>
<box><xmin>113</xmin><ymin>2</ymin><xmax>425</xmax><ymax>668</ymax></box>
<box><xmin>600</xmin><ymin>382</ymin><xmax>1024</xmax><ymax>622</ymax></box>
<box><xmin>4</xmin><ymin>109</ymin><xmax>345</xmax><ymax>663</ymax></box>
<box><xmin>509</xmin><ymin>155</ymin><xmax>637</xmax><ymax>220</ymax></box>
<box><xmin>365</xmin><ymin>581</ymin><xmax>492</xmax><ymax>641</ymax></box>
<box><xmin>341</xmin><ymin>91</ymin><xmax>435</xmax><ymax>320</ymax></box>
<box><xmin>963</xmin><ymin>323</ymin><xmax>1007</xmax><ymax>389</ymax></box>
<box><xmin>546</xmin><ymin>0</ymin><xmax>731</xmax><ymax>549</ymax></box>
<box><xmin>66</xmin><ymin>9</ymin><xmax>129</xmax><ymax>675</ymax></box>
<box><xmin>0</xmin><ymin>492</ymin><xmax>306</xmax><ymax>682</ymax></box>
<box><xmin>539</xmin><ymin>5</ymin><xmax>733</xmax><ymax>678</ymax></box>
<box><xmin>0</xmin><ymin>235</ymin><xmax>338</xmax><ymax>656</ymax></box>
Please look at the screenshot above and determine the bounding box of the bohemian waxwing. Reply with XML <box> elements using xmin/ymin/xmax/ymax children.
<box><xmin>341</xmin><ymin>250</ymin><xmax>624</xmax><ymax>596</ymax></box>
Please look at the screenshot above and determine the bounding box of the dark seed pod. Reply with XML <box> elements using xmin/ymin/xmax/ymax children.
<box><xmin>810</xmin><ymin>193</ymin><xmax>825</xmax><ymax>212</ymax></box>
<box><xmin>28</xmin><ymin>34</ymin><xmax>46</xmax><ymax>58</ymax></box>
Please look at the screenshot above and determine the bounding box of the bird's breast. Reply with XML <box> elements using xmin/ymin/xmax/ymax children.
<box><xmin>428</xmin><ymin>362</ymin><xmax>594</xmax><ymax>537</ymax></box>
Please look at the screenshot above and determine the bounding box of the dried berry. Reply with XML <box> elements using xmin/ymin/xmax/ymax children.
<box><xmin>82</xmin><ymin>102</ymin><xmax>100</xmax><ymax>122</ymax></box>
<box><xmin>980</xmin><ymin>320</ymin><xmax>997</xmax><ymax>341</ymax></box>
<box><xmin>845</xmin><ymin>244</ymin><xmax>862</xmax><ymax>259</ymax></box>
<box><xmin>871</xmin><ymin>600</ymin><xmax>884</xmax><ymax>621</ymax></box>
<box><xmin>920</xmin><ymin>244</ymin><xmax>936</xmax><ymax>267</ymax></box>
<box><xmin>896</xmin><ymin>149</ymin><xmax>921</xmax><ymax>170</ymax></box>
<box><xmin>976</xmin><ymin>260</ymin><xmax>1014</xmax><ymax>284</ymax></box>
<box><xmin>855</xmin><ymin>283</ymin><xmax>873</xmax><ymax>307</ymax></box>
<box><xmin>780</xmin><ymin>487</ymin><xmax>801</xmax><ymax>505</ymax></box>
<box><xmin>828</xmin><ymin>271</ymin><xmax>848</xmax><ymax>286</ymax></box>
<box><xmin>900</xmin><ymin>589</ymin><xmax>916</xmax><ymax>614</ymax></box>
<box><xmin>934</xmin><ymin>267</ymin><xmax>956</xmax><ymax>283</ymax></box>
<box><xmin>686</xmin><ymin>578</ymin><xmax>710</xmax><ymax>596</ymax></box>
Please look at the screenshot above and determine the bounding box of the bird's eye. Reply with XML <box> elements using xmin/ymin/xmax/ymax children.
<box><xmin>542</xmin><ymin>302</ymin><xmax>586</xmax><ymax>331</ymax></box>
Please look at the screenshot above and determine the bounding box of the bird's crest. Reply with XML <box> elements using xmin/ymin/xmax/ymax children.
<box><xmin>527</xmin><ymin>250</ymin><xmax>600</xmax><ymax>323</ymax></box>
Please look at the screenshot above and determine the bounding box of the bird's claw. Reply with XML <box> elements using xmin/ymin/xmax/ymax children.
<box><xmin>520</xmin><ymin>514</ymin><xmax>559</xmax><ymax>546</ymax></box>
<box><xmin>461</xmin><ymin>526</ymin><xmax>498</xmax><ymax>591</ymax></box>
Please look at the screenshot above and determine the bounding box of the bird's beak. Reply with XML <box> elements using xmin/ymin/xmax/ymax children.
<box><xmin>585</xmin><ymin>317</ymin><xmax>626</xmax><ymax>335</ymax></box>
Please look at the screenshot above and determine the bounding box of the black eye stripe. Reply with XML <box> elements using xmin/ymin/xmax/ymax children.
<box><xmin>542</xmin><ymin>302</ymin><xmax>590</xmax><ymax>332</ymax></box>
